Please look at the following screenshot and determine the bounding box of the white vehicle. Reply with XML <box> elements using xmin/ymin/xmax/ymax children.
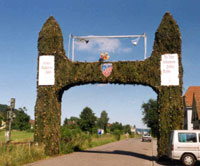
<box><xmin>168</xmin><ymin>130</ymin><xmax>200</xmax><ymax>166</ymax></box>
<box><xmin>142</xmin><ymin>133</ymin><xmax>152</xmax><ymax>142</ymax></box>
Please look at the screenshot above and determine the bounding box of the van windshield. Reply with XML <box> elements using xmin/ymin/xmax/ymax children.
<box><xmin>144</xmin><ymin>133</ymin><xmax>150</xmax><ymax>136</ymax></box>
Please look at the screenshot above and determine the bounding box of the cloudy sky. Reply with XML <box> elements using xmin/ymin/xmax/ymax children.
<box><xmin>74</xmin><ymin>36</ymin><xmax>142</xmax><ymax>61</ymax></box>
<box><xmin>0</xmin><ymin>0</ymin><xmax>200</xmax><ymax>128</ymax></box>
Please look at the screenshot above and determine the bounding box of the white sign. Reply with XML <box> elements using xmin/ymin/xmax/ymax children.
<box><xmin>161</xmin><ymin>53</ymin><xmax>179</xmax><ymax>86</ymax></box>
<box><xmin>38</xmin><ymin>56</ymin><xmax>55</xmax><ymax>85</ymax></box>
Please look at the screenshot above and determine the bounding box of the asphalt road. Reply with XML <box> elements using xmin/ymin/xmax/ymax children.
<box><xmin>27</xmin><ymin>138</ymin><xmax>155</xmax><ymax>166</ymax></box>
<box><xmin>26</xmin><ymin>138</ymin><xmax>190</xmax><ymax>166</ymax></box>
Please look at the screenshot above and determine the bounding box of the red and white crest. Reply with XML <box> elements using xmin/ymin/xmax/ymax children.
<box><xmin>101</xmin><ymin>63</ymin><xmax>112</xmax><ymax>77</ymax></box>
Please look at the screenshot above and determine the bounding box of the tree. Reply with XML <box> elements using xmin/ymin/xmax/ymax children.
<box><xmin>110</xmin><ymin>122</ymin><xmax>123</xmax><ymax>133</ymax></box>
<box><xmin>69</xmin><ymin>116</ymin><xmax>79</xmax><ymax>123</ymax></box>
<box><xmin>97</xmin><ymin>110</ymin><xmax>109</xmax><ymax>133</ymax></box>
<box><xmin>0</xmin><ymin>104</ymin><xmax>10</xmax><ymax>120</ymax></box>
<box><xmin>142</xmin><ymin>99</ymin><xmax>158</xmax><ymax>137</ymax></box>
<box><xmin>123</xmin><ymin>124</ymin><xmax>131</xmax><ymax>134</ymax></box>
<box><xmin>79</xmin><ymin>107</ymin><xmax>97</xmax><ymax>133</ymax></box>
<box><xmin>63</xmin><ymin>116</ymin><xmax>80</xmax><ymax>129</ymax></box>
<box><xmin>0</xmin><ymin>104</ymin><xmax>31</xmax><ymax>131</ymax></box>
<box><xmin>0</xmin><ymin>114</ymin><xmax>3</xmax><ymax>127</ymax></box>
<box><xmin>12</xmin><ymin>107</ymin><xmax>31</xmax><ymax>131</ymax></box>
<box><xmin>63</xmin><ymin>117</ymin><xmax>68</xmax><ymax>126</ymax></box>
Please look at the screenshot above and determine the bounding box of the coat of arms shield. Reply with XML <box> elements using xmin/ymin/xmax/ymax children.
<box><xmin>101</xmin><ymin>63</ymin><xmax>112</xmax><ymax>77</ymax></box>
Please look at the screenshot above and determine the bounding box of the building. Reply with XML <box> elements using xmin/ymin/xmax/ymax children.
<box><xmin>29</xmin><ymin>119</ymin><xmax>35</xmax><ymax>129</ymax></box>
<box><xmin>192</xmin><ymin>90</ymin><xmax>200</xmax><ymax>129</ymax></box>
<box><xmin>184</xmin><ymin>86</ymin><xmax>200</xmax><ymax>130</ymax></box>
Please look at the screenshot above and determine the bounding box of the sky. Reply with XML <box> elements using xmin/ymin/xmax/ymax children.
<box><xmin>0</xmin><ymin>0</ymin><xmax>200</xmax><ymax>128</ymax></box>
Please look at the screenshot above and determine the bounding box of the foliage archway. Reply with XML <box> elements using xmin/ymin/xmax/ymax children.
<box><xmin>35</xmin><ymin>12</ymin><xmax>183</xmax><ymax>158</ymax></box>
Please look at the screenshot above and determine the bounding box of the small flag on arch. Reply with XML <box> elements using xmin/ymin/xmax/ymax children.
<box><xmin>131</xmin><ymin>37</ymin><xmax>140</xmax><ymax>46</ymax></box>
<box><xmin>101</xmin><ymin>63</ymin><xmax>113</xmax><ymax>77</ymax></box>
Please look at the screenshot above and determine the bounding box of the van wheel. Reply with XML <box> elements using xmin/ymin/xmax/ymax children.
<box><xmin>182</xmin><ymin>154</ymin><xmax>196</xmax><ymax>166</ymax></box>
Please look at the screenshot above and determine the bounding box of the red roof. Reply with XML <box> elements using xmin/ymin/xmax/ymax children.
<box><xmin>184</xmin><ymin>86</ymin><xmax>200</xmax><ymax>107</ymax></box>
<box><xmin>29</xmin><ymin>119</ymin><xmax>35</xmax><ymax>125</ymax></box>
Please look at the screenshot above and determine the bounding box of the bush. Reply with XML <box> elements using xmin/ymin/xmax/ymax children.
<box><xmin>60</xmin><ymin>126</ymin><xmax>89</xmax><ymax>154</ymax></box>
<box><xmin>129</xmin><ymin>132</ymin><xmax>135</xmax><ymax>138</ymax></box>
<box><xmin>113</xmin><ymin>130</ymin><xmax>121</xmax><ymax>141</ymax></box>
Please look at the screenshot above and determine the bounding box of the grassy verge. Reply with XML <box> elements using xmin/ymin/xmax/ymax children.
<box><xmin>0</xmin><ymin>144</ymin><xmax>46</xmax><ymax>166</ymax></box>
<box><xmin>0</xmin><ymin>129</ymin><xmax>129</xmax><ymax>166</ymax></box>
<box><xmin>60</xmin><ymin>127</ymin><xmax>128</xmax><ymax>154</ymax></box>
<box><xmin>0</xmin><ymin>130</ymin><xmax>33</xmax><ymax>143</ymax></box>
<box><xmin>0</xmin><ymin>130</ymin><xmax>44</xmax><ymax>166</ymax></box>
<box><xmin>83</xmin><ymin>134</ymin><xmax>117</xmax><ymax>149</ymax></box>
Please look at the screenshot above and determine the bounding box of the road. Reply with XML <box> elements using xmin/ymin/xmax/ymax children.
<box><xmin>26</xmin><ymin>138</ymin><xmax>180</xmax><ymax>166</ymax></box>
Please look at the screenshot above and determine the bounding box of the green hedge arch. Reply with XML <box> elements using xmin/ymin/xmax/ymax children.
<box><xmin>35</xmin><ymin>12</ymin><xmax>183</xmax><ymax>158</ymax></box>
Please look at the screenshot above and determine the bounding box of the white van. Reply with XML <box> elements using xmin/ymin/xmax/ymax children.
<box><xmin>168</xmin><ymin>130</ymin><xmax>200</xmax><ymax>166</ymax></box>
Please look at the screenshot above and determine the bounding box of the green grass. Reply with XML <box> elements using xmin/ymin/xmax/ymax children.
<box><xmin>0</xmin><ymin>144</ymin><xmax>46</xmax><ymax>166</ymax></box>
<box><xmin>82</xmin><ymin>133</ymin><xmax>127</xmax><ymax>149</ymax></box>
<box><xmin>0</xmin><ymin>130</ymin><xmax>45</xmax><ymax>166</ymax></box>
<box><xmin>0</xmin><ymin>130</ymin><xmax>128</xmax><ymax>166</ymax></box>
<box><xmin>85</xmin><ymin>134</ymin><xmax>116</xmax><ymax>148</ymax></box>
<box><xmin>0</xmin><ymin>130</ymin><xmax>33</xmax><ymax>143</ymax></box>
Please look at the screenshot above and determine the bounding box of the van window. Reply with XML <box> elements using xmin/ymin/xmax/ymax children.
<box><xmin>178</xmin><ymin>133</ymin><xmax>197</xmax><ymax>143</ymax></box>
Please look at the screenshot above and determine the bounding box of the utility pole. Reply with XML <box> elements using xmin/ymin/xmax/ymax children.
<box><xmin>6</xmin><ymin>98</ymin><xmax>15</xmax><ymax>143</ymax></box>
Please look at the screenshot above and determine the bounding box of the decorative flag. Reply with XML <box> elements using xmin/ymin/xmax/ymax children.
<box><xmin>131</xmin><ymin>37</ymin><xmax>140</xmax><ymax>46</ymax></box>
<box><xmin>101</xmin><ymin>63</ymin><xmax>112</xmax><ymax>77</ymax></box>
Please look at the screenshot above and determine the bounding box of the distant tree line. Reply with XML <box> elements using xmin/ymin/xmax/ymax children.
<box><xmin>63</xmin><ymin>106</ymin><xmax>133</xmax><ymax>135</ymax></box>
<box><xmin>0</xmin><ymin>104</ymin><xmax>31</xmax><ymax>131</ymax></box>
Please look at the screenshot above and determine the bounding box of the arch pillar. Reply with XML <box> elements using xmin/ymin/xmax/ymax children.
<box><xmin>35</xmin><ymin>87</ymin><xmax>61</xmax><ymax>155</ymax></box>
<box><xmin>157</xmin><ymin>87</ymin><xmax>183</xmax><ymax>157</ymax></box>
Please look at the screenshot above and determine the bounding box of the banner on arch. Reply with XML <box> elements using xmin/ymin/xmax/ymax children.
<box><xmin>38</xmin><ymin>55</ymin><xmax>55</xmax><ymax>85</ymax></box>
<box><xmin>161</xmin><ymin>53</ymin><xmax>179</xmax><ymax>86</ymax></box>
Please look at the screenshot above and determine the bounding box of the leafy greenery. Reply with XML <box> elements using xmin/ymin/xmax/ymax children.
<box><xmin>110</xmin><ymin>122</ymin><xmax>123</xmax><ymax>133</ymax></box>
<box><xmin>63</xmin><ymin>117</ymin><xmax>68</xmax><ymax>126</ymax></box>
<box><xmin>60</xmin><ymin>126</ymin><xmax>88</xmax><ymax>153</ymax></box>
<box><xmin>0</xmin><ymin>104</ymin><xmax>10</xmax><ymax>120</ymax></box>
<box><xmin>0</xmin><ymin>104</ymin><xmax>31</xmax><ymax>131</ymax></box>
<box><xmin>0</xmin><ymin>114</ymin><xmax>3</xmax><ymax>127</ymax></box>
<box><xmin>12</xmin><ymin>107</ymin><xmax>31</xmax><ymax>131</ymax></box>
<box><xmin>113</xmin><ymin>130</ymin><xmax>121</xmax><ymax>141</ymax></box>
<box><xmin>60</xmin><ymin>126</ymin><xmax>126</xmax><ymax>154</ymax></box>
<box><xmin>63</xmin><ymin>116</ymin><xmax>80</xmax><ymax>129</ymax></box>
<box><xmin>123</xmin><ymin>124</ymin><xmax>131</xmax><ymax>134</ymax></box>
<box><xmin>97</xmin><ymin>110</ymin><xmax>109</xmax><ymax>133</ymax></box>
<box><xmin>142</xmin><ymin>99</ymin><xmax>158</xmax><ymax>137</ymax></box>
<box><xmin>79</xmin><ymin>107</ymin><xmax>97</xmax><ymax>133</ymax></box>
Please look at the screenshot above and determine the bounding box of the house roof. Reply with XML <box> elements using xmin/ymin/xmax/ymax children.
<box><xmin>29</xmin><ymin>119</ymin><xmax>35</xmax><ymax>125</ymax></box>
<box><xmin>184</xmin><ymin>86</ymin><xmax>200</xmax><ymax>107</ymax></box>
